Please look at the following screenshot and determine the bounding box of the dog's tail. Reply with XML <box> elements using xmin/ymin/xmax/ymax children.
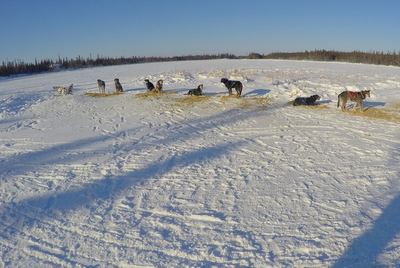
<box><xmin>237</xmin><ymin>81</ymin><xmax>243</xmax><ymax>97</ymax></box>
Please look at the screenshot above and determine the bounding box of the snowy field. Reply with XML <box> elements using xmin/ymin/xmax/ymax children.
<box><xmin>1</xmin><ymin>59</ymin><xmax>400</xmax><ymax>267</ymax></box>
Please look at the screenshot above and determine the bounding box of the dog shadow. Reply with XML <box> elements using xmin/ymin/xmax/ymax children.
<box><xmin>364</xmin><ymin>101</ymin><xmax>385</xmax><ymax>108</ymax></box>
<box><xmin>124</xmin><ymin>87</ymin><xmax>147</xmax><ymax>92</ymax></box>
<box><xmin>344</xmin><ymin>101</ymin><xmax>385</xmax><ymax>110</ymax></box>
<box><xmin>243</xmin><ymin>89</ymin><xmax>271</xmax><ymax>97</ymax></box>
<box><xmin>203</xmin><ymin>92</ymin><xmax>226</xmax><ymax>96</ymax></box>
<box><xmin>318</xmin><ymin>100</ymin><xmax>332</xmax><ymax>104</ymax></box>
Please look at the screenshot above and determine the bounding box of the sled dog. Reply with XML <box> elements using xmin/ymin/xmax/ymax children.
<box><xmin>97</xmin><ymin>79</ymin><xmax>106</xmax><ymax>94</ymax></box>
<box><xmin>220</xmin><ymin>78</ymin><xmax>243</xmax><ymax>97</ymax></box>
<box><xmin>186</xmin><ymin>84</ymin><xmax>203</xmax><ymax>96</ymax></box>
<box><xmin>145</xmin><ymin>79</ymin><xmax>155</xmax><ymax>92</ymax></box>
<box><xmin>53</xmin><ymin>84</ymin><xmax>73</xmax><ymax>95</ymax></box>
<box><xmin>154</xmin><ymin>79</ymin><xmax>163</xmax><ymax>93</ymax></box>
<box><xmin>114</xmin><ymin>78</ymin><xmax>123</xmax><ymax>92</ymax></box>
<box><xmin>293</xmin><ymin>94</ymin><xmax>320</xmax><ymax>106</ymax></box>
<box><xmin>337</xmin><ymin>90</ymin><xmax>370</xmax><ymax>111</ymax></box>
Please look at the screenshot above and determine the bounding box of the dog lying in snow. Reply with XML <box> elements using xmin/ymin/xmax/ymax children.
<box><xmin>53</xmin><ymin>84</ymin><xmax>73</xmax><ymax>95</ymax></box>
<box><xmin>186</xmin><ymin>84</ymin><xmax>203</xmax><ymax>96</ymax></box>
<box><xmin>293</xmin><ymin>94</ymin><xmax>321</xmax><ymax>106</ymax></box>
<box><xmin>220</xmin><ymin>78</ymin><xmax>243</xmax><ymax>97</ymax></box>
<box><xmin>97</xmin><ymin>79</ymin><xmax>105</xmax><ymax>94</ymax></box>
<box><xmin>114</xmin><ymin>78</ymin><xmax>123</xmax><ymax>92</ymax></box>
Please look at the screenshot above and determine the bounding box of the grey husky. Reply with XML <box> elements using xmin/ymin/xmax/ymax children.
<box><xmin>337</xmin><ymin>90</ymin><xmax>370</xmax><ymax>111</ymax></box>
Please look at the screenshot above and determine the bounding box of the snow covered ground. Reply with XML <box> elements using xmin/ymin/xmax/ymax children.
<box><xmin>0</xmin><ymin>59</ymin><xmax>399</xmax><ymax>267</ymax></box>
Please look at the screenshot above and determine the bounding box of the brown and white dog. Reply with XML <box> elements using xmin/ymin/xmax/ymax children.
<box><xmin>97</xmin><ymin>79</ymin><xmax>106</xmax><ymax>94</ymax></box>
<box><xmin>154</xmin><ymin>79</ymin><xmax>163</xmax><ymax>93</ymax></box>
<box><xmin>220</xmin><ymin>78</ymin><xmax>243</xmax><ymax>97</ymax></box>
<box><xmin>114</xmin><ymin>78</ymin><xmax>123</xmax><ymax>92</ymax></box>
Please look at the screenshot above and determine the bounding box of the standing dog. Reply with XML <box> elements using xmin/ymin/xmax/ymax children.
<box><xmin>145</xmin><ymin>79</ymin><xmax>155</xmax><ymax>92</ymax></box>
<box><xmin>53</xmin><ymin>84</ymin><xmax>73</xmax><ymax>95</ymax></box>
<box><xmin>220</xmin><ymin>78</ymin><xmax>243</xmax><ymax>97</ymax></box>
<box><xmin>114</xmin><ymin>78</ymin><xmax>123</xmax><ymax>93</ymax></box>
<box><xmin>154</xmin><ymin>79</ymin><xmax>163</xmax><ymax>93</ymax></box>
<box><xmin>337</xmin><ymin>90</ymin><xmax>370</xmax><ymax>111</ymax></box>
<box><xmin>97</xmin><ymin>79</ymin><xmax>106</xmax><ymax>94</ymax></box>
<box><xmin>186</xmin><ymin>84</ymin><xmax>203</xmax><ymax>96</ymax></box>
<box><xmin>293</xmin><ymin>94</ymin><xmax>321</xmax><ymax>106</ymax></box>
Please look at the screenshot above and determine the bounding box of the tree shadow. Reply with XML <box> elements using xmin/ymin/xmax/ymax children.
<box><xmin>0</xmin><ymin>105</ymin><xmax>270</xmax><ymax>266</ymax></box>
<box><xmin>24</xmin><ymin>140</ymin><xmax>245</xmax><ymax>213</ymax></box>
<box><xmin>0</xmin><ymin>106</ymin><xmax>263</xmax><ymax>218</ymax></box>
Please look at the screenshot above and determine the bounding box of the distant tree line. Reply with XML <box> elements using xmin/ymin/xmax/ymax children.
<box><xmin>262</xmin><ymin>50</ymin><xmax>400</xmax><ymax>66</ymax></box>
<box><xmin>2</xmin><ymin>50</ymin><xmax>400</xmax><ymax>77</ymax></box>
<box><xmin>0</xmin><ymin>59</ymin><xmax>53</xmax><ymax>77</ymax></box>
<box><xmin>0</xmin><ymin>53</ymin><xmax>238</xmax><ymax>77</ymax></box>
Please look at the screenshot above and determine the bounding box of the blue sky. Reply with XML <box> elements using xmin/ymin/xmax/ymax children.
<box><xmin>1</xmin><ymin>0</ymin><xmax>400</xmax><ymax>64</ymax></box>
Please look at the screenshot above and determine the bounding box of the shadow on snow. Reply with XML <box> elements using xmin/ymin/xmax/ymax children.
<box><xmin>332</xmin><ymin>139</ymin><xmax>400</xmax><ymax>267</ymax></box>
<box><xmin>0</xmin><ymin>105</ymin><xmax>266</xmax><ymax>265</ymax></box>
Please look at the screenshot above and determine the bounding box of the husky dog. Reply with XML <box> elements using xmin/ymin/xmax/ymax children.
<box><xmin>53</xmin><ymin>84</ymin><xmax>73</xmax><ymax>95</ymax></box>
<box><xmin>154</xmin><ymin>79</ymin><xmax>163</xmax><ymax>93</ymax></box>
<box><xmin>220</xmin><ymin>78</ymin><xmax>243</xmax><ymax>97</ymax></box>
<box><xmin>145</xmin><ymin>79</ymin><xmax>155</xmax><ymax>92</ymax></box>
<box><xmin>337</xmin><ymin>90</ymin><xmax>370</xmax><ymax>111</ymax></box>
<box><xmin>186</xmin><ymin>84</ymin><xmax>203</xmax><ymax>96</ymax></box>
<box><xmin>114</xmin><ymin>78</ymin><xmax>123</xmax><ymax>92</ymax></box>
<box><xmin>293</xmin><ymin>94</ymin><xmax>320</xmax><ymax>106</ymax></box>
<box><xmin>97</xmin><ymin>79</ymin><xmax>106</xmax><ymax>94</ymax></box>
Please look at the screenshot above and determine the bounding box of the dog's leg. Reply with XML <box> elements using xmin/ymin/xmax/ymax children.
<box><xmin>236</xmin><ymin>86</ymin><xmax>242</xmax><ymax>97</ymax></box>
<box><xmin>341</xmin><ymin>99</ymin><xmax>347</xmax><ymax>111</ymax></box>
<box><xmin>359</xmin><ymin>101</ymin><xmax>363</xmax><ymax>112</ymax></box>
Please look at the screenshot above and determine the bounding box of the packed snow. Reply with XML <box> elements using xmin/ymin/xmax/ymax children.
<box><xmin>0</xmin><ymin>59</ymin><xmax>399</xmax><ymax>267</ymax></box>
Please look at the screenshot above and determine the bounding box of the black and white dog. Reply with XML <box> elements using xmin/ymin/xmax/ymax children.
<box><xmin>97</xmin><ymin>79</ymin><xmax>106</xmax><ymax>94</ymax></box>
<box><xmin>145</xmin><ymin>79</ymin><xmax>155</xmax><ymax>92</ymax></box>
<box><xmin>114</xmin><ymin>78</ymin><xmax>123</xmax><ymax>92</ymax></box>
<box><xmin>293</xmin><ymin>95</ymin><xmax>321</xmax><ymax>106</ymax></box>
<box><xmin>220</xmin><ymin>78</ymin><xmax>243</xmax><ymax>97</ymax></box>
<box><xmin>186</xmin><ymin>84</ymin><xmax>203</xmax><ymax>96</ymax></box>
